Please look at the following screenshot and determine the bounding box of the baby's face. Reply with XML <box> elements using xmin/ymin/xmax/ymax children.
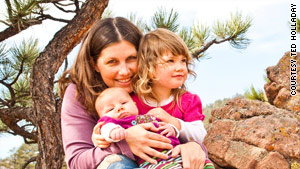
<box><xmin>95</xmin><ymin>88</ymin><xmax>138</xmax><ymax>119</ymax></box>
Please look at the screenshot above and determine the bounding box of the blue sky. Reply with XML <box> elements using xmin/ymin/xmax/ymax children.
<box><xmin>0</xmin><ymin>0</ymin><xmax>299</xmax><ymax>159</ymax></box>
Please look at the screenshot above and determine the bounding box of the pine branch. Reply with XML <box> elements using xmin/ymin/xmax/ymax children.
<box><xmin>5</xmin><ymin>0</ymin><xmax>13</xmax><ymax>20</ymax></box>
<box><xmin>192</xmin><ymin>39</ymin><xmax>216</xmax><ymax>58</ymax></box>
<box><xmin>0</xmin><ymin>107</ymin><xmax>37</xmax><ymax>141</ymax></box>
<box><xmin>22</xmin><ymin>156</ymin><xmax>37</xmax><ymax>169</ymax></box>
<box><xmin>0</xmin><ymin>79</ymin><xmax>16</xmax><ymax>107</ymax></box>
<box><xmin>0</xmin><ymin>20</ymin><xmax>42</xmax><ymax>43</ymax></box>
<box><xmin>74</xmin><ymin>0</ymin><xmax>80</xmax><ymax>13</ymax></box>
<box><xmin>37</xmin><ymin>14</ymin><xmax>70</xmax><ymax>23</ymax></box>
<box><xmin>9</xmin><ymin>57</ymin><xmax>25</xmax><ymax>86</ymax></box>
<box><xmin>53</xmin><ymin>3</ymin><xmax>76</xmax><ymax>13</ymax></box>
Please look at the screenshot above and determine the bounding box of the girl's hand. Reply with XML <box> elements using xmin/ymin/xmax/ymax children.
<box><xmin>92</xmin><ymin>122</ymin><xmax>111</xmax><ymax>148</ymax></box>
<box><xmin>171</xmin><ymin>142</ymin><xmax>206</xmax><ymax>169</ymax></box>
<box><xmin>126</xmin><ymin>123</ymin><xmax>173</xmax><ymax>164</ymax></box>
<box><xmin>147</xmin><ymin>108</ymin><xmax>181</xmax><ymax>130</ymax></box>
<box><xmin>158</xmin><ymin>122</ymin><xmax>176</xmax><ymax>137</ymax></box>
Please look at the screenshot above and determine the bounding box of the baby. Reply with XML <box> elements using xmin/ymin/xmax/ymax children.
<box><xmin>94</xmin><ymin>87</ymin><xmax>182</xmax><ymax>168</ymax></box>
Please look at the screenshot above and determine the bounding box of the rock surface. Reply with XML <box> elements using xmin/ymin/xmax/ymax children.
<box><xmin>204</xmin><ymin>52</ymin><xmax>300</xmax><ymax>168</ymax></box>
<box><xmin>264</xmin><ymin>52</ymin><xmax>300</xmax><ymax>112</ymax></box>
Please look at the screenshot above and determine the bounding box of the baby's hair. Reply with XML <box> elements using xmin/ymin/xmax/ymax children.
<box><xmin>95</xmin><ymin>87</ymin><xmax>132</xmax><ymax>116</ymax></box>
<box><xmin>133</xmin><ymin>28</ymin><xmax>195</xmax><ymax>108</ymax></box>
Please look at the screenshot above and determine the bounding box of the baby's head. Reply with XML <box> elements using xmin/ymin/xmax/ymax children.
<box><xmin>95</xmin><ymin>87</ymin><xmax>138</xmax><ymax>119</ymax></box>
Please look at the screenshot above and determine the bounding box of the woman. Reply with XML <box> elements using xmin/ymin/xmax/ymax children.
<box><xmin>59</xmin><ymin>17</ymin><xmax>207</xmax><ymax>169</ymax></box>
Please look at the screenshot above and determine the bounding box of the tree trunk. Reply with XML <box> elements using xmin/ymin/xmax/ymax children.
<box><xmin>29</xmin><ymin>0</ymin><xmax>109</xmax><ymax>168</ymax></box>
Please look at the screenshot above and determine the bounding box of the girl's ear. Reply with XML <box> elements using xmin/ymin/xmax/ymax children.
<box><xmin>148</xmin><ymin>68</ymin><xmax>156</xmax><ymax>80</ymax></box>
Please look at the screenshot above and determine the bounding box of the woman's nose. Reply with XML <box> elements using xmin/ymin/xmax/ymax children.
<box><xmin>118</xmin><ymin>64</ymin><xmax>130</xmax><ymax>76</ymax></box>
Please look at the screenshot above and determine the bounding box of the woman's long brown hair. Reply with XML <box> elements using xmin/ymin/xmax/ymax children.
<box><xmin>59</xmin><ymin>17</ymin><xmax>142</xmax><ymax>116</ymax></box>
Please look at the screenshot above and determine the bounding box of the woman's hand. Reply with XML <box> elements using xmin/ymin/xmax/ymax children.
<box><xmin>172</xmin><ymin>142</ymin><xmax>206</xmax><ymax>169</ymax></box>
<box><xmin>92</xmin><ymin>122</ymin><xmax>111</xmax><ymax>148</ymax></box>
<box><xmin>147</xmin><ymin>108</ymin><xmax>181</xmax><ymax>130</ymax></box>
<box><xmin>126</xmin><ymin>123</ymin><xmax>173</xmax><ymax>164</ymax></box>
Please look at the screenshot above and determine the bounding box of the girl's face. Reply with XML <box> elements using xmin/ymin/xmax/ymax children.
<box><xmin>96</xmin><ymin>40</ymin><xmax>138</xmax><ymax>93</ymax></box>
<box><xmin>152</xmin><ymin>51</ymin><xmax>188</xmax><ymax>92</ymax></box>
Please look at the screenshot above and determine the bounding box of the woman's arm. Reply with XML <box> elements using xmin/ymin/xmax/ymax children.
<box><xmin>61</xmin><ymin>84</ymin><xmax>131</xmax><ymax>169</ymax></box>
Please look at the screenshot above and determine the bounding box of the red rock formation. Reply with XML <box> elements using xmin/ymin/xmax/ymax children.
<box><xmin>204</xmin><ymin>52</ymin><xmax>300</xmax><ymax>168</ymax></box>
<box><xmin>264</xmin><ymin>52</ymin><xmax>300</xmax><ymax>112</ymax></box>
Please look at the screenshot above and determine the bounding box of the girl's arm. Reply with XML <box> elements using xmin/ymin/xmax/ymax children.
<box><xmin>179</xmin><ymin>92</ymin><xmax>207</xmax><ymax>143</ymax></box>
<box><xmin>178</xmin><ymin>119</ymin><xmax>207</xmax><ymax>143</ymax></box>
<box><xmin>61</xmin><ymin>84</ymin><xmax>131</xmax><ymax>169</ymax></box>
<box><xmin>147</xmin><ymin>107</ymin><xmax>207</xmax><ymax>143</ymax></box>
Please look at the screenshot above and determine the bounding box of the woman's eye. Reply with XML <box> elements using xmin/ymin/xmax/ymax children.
<box><xmin>107</xmin><ymin>60</ymin><xmax>117</xmax><ymax>64</ymax></box>
<box><xmin>128</xmin><ymin>56</ymin><xmax>137</xmax><ymax>60</ymax></box>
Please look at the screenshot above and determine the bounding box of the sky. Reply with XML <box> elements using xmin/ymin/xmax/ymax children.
<box><xmin>0</xmin><ymin>0</ymin><xmax>299</xmax><ymax>159</ymax></box>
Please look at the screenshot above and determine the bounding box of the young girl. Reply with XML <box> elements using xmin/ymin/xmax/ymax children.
<box><xmin>132</xmin><ymin>28</ymin><xmax>207</xmax><ymax>145</ymax></box>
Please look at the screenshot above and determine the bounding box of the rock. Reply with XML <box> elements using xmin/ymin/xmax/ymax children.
<box><xmin>205</xmin><ymin>52</ymin><xmax>300</xmax><ymax>168</ymax></box>
<box><xmin>256</xmin><ymin>152</ymin><xmax>289</xmax><ymax>169</ymax></box>
<box><xmin>204</xmin><ymin>98</ymin><xmax>300</xmax><ymax>168</ymax></box>
<box><xmin>264</xmin><ymin>52</ymin><xmax>300</xmax><ymax>112</ymax></box>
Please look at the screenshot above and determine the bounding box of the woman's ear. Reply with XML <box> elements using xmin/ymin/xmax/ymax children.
<box><xmin>90</xmin><ymin>57</ymin><xmax>100</xmax><ymax>72</ymax></box>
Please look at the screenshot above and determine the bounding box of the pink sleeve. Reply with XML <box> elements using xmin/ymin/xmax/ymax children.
<box><xmin>181</xmin><ymin>92</ymin><xmax>205</xmax><ymax>122</ymax></box>
<box><xmin>61</xmin><ymin>84</ymin><xmax>133</xmax><ymax>169</ymax></box>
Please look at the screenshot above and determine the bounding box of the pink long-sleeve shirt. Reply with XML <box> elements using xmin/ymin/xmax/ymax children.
<box><xmin>131</xmin><ymin>92</ymin><xmax>205</xmax><ymax>122</ymax></box>
<box><xmin>61</xmin><ymin>84</ymin><xmax>133</xmax><ymax>169</ymax></box>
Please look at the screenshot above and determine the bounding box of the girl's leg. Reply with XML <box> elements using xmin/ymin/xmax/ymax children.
<box><xmin>97</xmin><ymin>154</ymin><xmax>139</xmax><ymax>169</ymax></box>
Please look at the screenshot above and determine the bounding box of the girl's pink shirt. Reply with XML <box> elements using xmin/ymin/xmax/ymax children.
<box><xmin>131</xmin><ymin>92</ymin><xmax>205</xmax><ymax>122</ymax></box>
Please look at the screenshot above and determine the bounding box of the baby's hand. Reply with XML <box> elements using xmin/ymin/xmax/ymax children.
<box><xmin>158</xmin><ymin>122</ymin><xmax>176</xmax><ymax>137</ymax></box>
<box><xmin>92</xmin><ymin>122</ymin><xmax>111</xmax><ymax>148</ymax></box>
<box><xmin>110</xmin><ymin>127</ymin><xmax>127</xmax><ymax>141</ymax></box>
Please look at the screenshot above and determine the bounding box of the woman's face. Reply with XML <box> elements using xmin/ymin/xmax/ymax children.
<box><xmin>95</xmin><ymin>40</ymin><xmax>138</xmax><ymax>93</ymax></box>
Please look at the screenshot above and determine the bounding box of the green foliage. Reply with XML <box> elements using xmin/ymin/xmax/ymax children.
<box><xmin>0</xmin><ymin>119</ymin><xmax>9</xmax><ymax>133</ymax></box>
<box><xmin>179</xmin><ymin>27</ymin><xmax>195</xmax><ymax>51</ymax></box>
<box><xmin>147</xmin><ymin>7</ymin><xmax>179</xmax><ymax>32</ymax></box>
<box><xmin>0</xmin><ymin>38</ymin><xmax>40</xmax><ymax>108</ymax></box>
<box><xmin>0</xmin><ymin>143</ymin><xmax>38</xmax><ymax>169</ymax></box>
<box><xmin>129</xmin><ymin>8</ymin><xmax>252</xmax><ymax>60</ymax></box>
<box><xmin>1</xmin><ymin>0</ymin><xmax>42</xmax><ymax>30</ymax></box>
<box><xmin>102</xmin><ymin>7</ymin><xmax>114</xmax><ymax>18</ymax></box>
<box><xmin>211</xmin><ymin>11</ymin><xmax>252</xmax><ymax>50</ymax></box>
<box><xmin>244</xmin><ymin>85</ymin><xmax>268</xmax><ymax>102</ymax></box>
<box><xmin>127</xmin><ymin>13</ymin><xmax>147</xmax><ymax>33</ymax></box>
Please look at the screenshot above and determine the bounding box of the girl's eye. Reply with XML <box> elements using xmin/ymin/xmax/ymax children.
<box><xmin>167</xmin><ymin>59</ymin><xmax>174</xmax><ymax>63</ymax></box>
<box><xmin>181</xmin><ymin>59</ymin><xmax>187</xmax><ymax>63</ymax></box>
